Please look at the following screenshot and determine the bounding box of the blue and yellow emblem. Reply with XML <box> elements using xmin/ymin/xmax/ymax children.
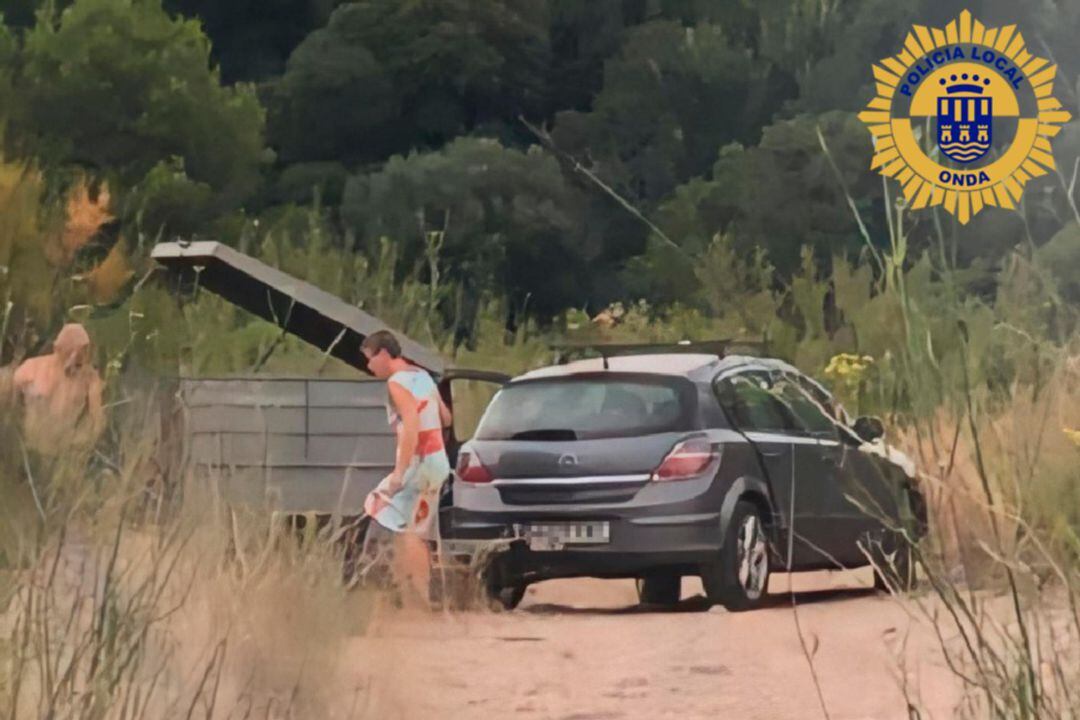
<box><xmin>858</xmin><ymin>10</ymin><xmax>1072</xmax><ymax>224</ymax></box>
<box><xmin>937</xmin><ymin>74</ymin><xmax>993</xmax><ymax>163</ymax></box>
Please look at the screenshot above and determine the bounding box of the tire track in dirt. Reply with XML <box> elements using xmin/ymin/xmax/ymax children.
<box><xmin>346</xmin><ymin>570</ymin><xmax>964</xmax><ymax>719</ymax></box>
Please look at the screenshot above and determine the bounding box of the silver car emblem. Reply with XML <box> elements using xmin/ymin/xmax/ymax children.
<box><xmin>557</xmin><ymin>453</ymin><xmax>578</xmax><ymax>469</ymax></box>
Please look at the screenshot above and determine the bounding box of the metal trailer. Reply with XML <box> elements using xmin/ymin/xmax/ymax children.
<box><xmin>180</xmin><ymin>376</ymin><xmax>396</xmax><ymax>515</ymax></box>
<box><xmin>176</xmin><ymin>373</ymin><xmax>515</xmax><ymax>597</ymax></box>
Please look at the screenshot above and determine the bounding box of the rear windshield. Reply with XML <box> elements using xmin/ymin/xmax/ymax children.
<box><xmin>474</xmin><ymin>374</ymin><xmax>695</xmax><ymax>441</ymax></box>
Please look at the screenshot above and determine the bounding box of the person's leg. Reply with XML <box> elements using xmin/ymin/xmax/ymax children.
<box><xmin>393</xmin><ymin>531</ymin><xmax>432</xmax><ymax>607</ymax></box>
<box><xmin>395</xmin><ymin>478</ymin><xmax>442</xmax><ymax>608</ymax></box>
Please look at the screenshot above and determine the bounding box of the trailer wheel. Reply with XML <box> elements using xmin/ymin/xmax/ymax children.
<box><xmin>479</xmin><ymin>552</ymin><xmax>525</xmax><ymax>611</ymax></box>
<box><xmin>486</xmin><ymin>583</ymin><xmax>526</xmax><ymax>611</ymax></box>
<box><xmin>636</xmin><ymin>573</ymin><xmax>681</xmax><ymax>607</ymax></box>
<box><xmin>340</xmin><ymin>516</ymin><xmax>370</xmax><ymax>587</ymax></box>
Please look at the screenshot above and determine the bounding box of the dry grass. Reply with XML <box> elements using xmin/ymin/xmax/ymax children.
<box><xmin>1</xmin><ymin>497</ymin><xmax>379</xmax><ymax>719</ymax></box>
<box><xmin>902</xmin><ymin>357</ymin><xmax>1080</xmax><ymax>587</ymax></box>
<box><xmin>0</xmin><ymin>389</ymin><xmax>379</xmax><ymax>720</ymax></box>
<box><xmin>884</xmin><ymin>357</ymin><xmax>1080</xmax><ymax>719</ymax></box>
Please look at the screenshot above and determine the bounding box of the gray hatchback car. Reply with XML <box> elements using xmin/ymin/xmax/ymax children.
<box><xmin>450</xmin><ymin>350</ymin><xmax>927</xmax><ymax>611</ymax></box>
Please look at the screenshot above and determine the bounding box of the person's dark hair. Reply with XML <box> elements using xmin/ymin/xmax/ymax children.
<box><xmin>361</xmin><ymin>330</ymin><xmax>402</xmax><ymax>359</ymax></box>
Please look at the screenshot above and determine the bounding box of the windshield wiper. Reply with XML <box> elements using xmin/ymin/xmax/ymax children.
<box><xmin>507</xmin><ymin>428</ymin><xmax>579</xmax><ymax>441</ymax></box>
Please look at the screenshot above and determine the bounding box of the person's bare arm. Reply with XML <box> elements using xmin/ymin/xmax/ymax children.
<box><xmin>388</xmin><ymin>381</ymin><xmax>419</xmax><ymax>491</ymax></box>
<box><xmin>437</xmin><ymin>393</ymin><xmax>453</xmax><ymax>428</ymax></box>
<box><xmin>12</xmin><ymin>358</ymin><xmax>34</xmax><ymax>393</ymax></box>
<box><xmin>10</xmin><ymin>359</ymin><xmax>37</xmax><ymax>408</ymax></box>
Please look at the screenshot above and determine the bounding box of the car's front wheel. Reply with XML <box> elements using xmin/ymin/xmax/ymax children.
<box><xmin>702</xmin><ymin>500</ymin><xmax>771</xmax><ymax>611</ymax></box>
<box><xmin>871</xmin><ymin>533</ymin><xmax>916</xmax><ymax>592</ymax></box>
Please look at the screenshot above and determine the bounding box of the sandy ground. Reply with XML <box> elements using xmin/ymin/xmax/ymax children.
<box><xmin>348</xmin><ymin>569</ymin><xmax>965</xmax><ymax>720</ymax></box>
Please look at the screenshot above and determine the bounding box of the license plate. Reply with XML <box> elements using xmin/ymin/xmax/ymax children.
<box><xmin>526</xmin><ymin>522</ymin><xmax>610</xmax><ymax>551</ymax></box>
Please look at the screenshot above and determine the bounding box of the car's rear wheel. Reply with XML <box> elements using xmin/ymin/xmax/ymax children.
<box><xmin>872</xmin><ymin>533</ymin><xmax>916</xmax><ymax>592</ymax></box>
<box><xmin>702</xmin><ymin>500</ymin><xmax>770</xmax><ymax>611</ymax></box>
<box><xmin>636</xmin><ymin>572</ymin><xmax>681</xmax><ymax>607</ymax></box>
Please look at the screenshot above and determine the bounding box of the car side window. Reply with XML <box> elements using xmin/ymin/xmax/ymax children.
<box><xmin>714</xmin><ymin>371</ymin><xmax>792</xmax><ymax>433</ymax></box>
<box><xmin>792</xmin><ymin>373</ymin><xmax>848</xmax><ymax>424</ymax></box>
<box><xmin>770</xmin><ymin>375</ymin><xmax>839</xmax><ymax>438</ymax></box>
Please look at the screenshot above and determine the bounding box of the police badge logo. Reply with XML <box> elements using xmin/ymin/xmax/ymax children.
<box><xmin>858</xmin><ymin>10</ymin><xmax>1072</xmax><ymax>224</ymax></box>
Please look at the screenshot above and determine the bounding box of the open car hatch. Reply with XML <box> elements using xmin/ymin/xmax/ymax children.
<box><xmin>151</xmin><ymin>240</ymin><xmax>445</xmax><ymax>375</ymax></box>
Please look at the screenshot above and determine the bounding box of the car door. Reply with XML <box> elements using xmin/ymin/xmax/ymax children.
<box><xmin>437</xmin><ymin>369</ymin><xmax>511</xmax><ymax>466</ymax></box>
<box><xmin>437</xmin><ymin>369</ymin><xmax>510</xmax><ymax>529</ymax></box>
<box><xmin>829</xmin><ymin>415</ymin><xmax>913</xmax><ymax>553</ymax></box>
<box><xmin>762</xmin><ymin>374</ymin><xmax>855</xmax><ymax>565</ymax></box>
<box><xmin>714</xmin><ymin>369</ymin><xmax>816</xmax><ymax>568</ymax></box>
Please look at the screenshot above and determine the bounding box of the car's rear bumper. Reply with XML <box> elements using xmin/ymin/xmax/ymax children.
<box><xmin>447</xmin><ymin>507</ymin><xmax>722</xmax><ymax>581</ymax></box>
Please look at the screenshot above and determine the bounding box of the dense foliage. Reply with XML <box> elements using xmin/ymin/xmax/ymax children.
<box><xmin>1</xmin><ymin>0</ymin><xmax>1078</xmax><ymax>350</ymax></box>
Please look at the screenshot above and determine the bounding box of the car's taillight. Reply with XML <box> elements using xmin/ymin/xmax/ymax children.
<box><xmin>457</xmin><ymin>450</ymin><xmax>493</xmax><ymax>484</ymax></box>
<box><xmin>651</xmin><ymin>439</ymin><xmax>719</xmax><ymax>482</ymax></box>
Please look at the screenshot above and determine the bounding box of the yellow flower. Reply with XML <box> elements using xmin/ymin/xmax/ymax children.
<box><xmin>1063</xmin><ymin>427</ymin><xmax>1080</xmax><ymax>448</ymax></box>
<box><xmin>824</xmin><ymin>353</ymin><xmax>876</xmax><ymax>389</ymax></box>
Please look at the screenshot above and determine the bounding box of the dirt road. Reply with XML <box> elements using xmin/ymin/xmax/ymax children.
<box><xmin>348</xmin><ymin>569</ymin><xmax>964</xmax><ymax>720</ymax></box>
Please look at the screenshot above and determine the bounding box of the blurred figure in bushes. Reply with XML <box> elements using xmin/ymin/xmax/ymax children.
<box><xmin>12</xmin><ymin>323</ymin><xmax>104</xmax><ymax>453</ymax></box>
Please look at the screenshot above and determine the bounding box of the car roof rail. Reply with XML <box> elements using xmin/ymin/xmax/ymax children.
<box><xmin>548</xmin><ymin>338</ymin><xmax>768</xmax><ymax>368</ymax></box>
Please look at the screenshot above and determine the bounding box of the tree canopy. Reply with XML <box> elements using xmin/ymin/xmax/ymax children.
<box><xmin>0</xmin><ymin>0</ymin><xmax>1077</xmax><ymax>336</ymax></box>
<box><xmin>5</xmin><ymin>0</ymin><xmax>265</xmax><ymax>233</ymax></box>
